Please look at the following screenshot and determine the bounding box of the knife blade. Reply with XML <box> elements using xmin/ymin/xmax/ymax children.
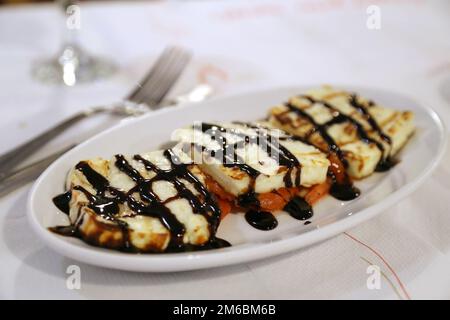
<box><xmin>0</xmin><ymin>144</ymin><xmax>76</xmax><ymax>198</ymax></box>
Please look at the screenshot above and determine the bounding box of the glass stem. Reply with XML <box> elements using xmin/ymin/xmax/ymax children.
<box><xmin>58</xmin><ymin>0</ymin><xmax>80</xmax><ymax>49</ymax></box>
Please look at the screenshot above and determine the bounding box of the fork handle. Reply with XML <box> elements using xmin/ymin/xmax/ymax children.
<box><xmin>0</xmin><ymin>111</ymin><xmax>90</xmax><ymax>179</ymax></box>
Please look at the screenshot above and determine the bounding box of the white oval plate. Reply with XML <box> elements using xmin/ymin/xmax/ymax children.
<box><xmin>27</xmin><ymin>86</ymin><xmax>446</xmax><ymax>272</ymax></box>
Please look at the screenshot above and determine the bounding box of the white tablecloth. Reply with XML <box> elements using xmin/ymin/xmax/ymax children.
<box><xmin>1</xmin><ymin>0</ymin><xmax>450</xmax><ymax>299</ymax></box>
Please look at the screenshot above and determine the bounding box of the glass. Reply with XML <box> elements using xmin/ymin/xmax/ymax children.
<box><xmin>32</xmin><ymin>0</ymin><xmax>116</xmax><ymax>86</ymax></box>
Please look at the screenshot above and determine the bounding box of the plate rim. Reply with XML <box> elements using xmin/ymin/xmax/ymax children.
<box><xmin>26</xmin><ymin>85</ymin><xmax>448</xmax><ymax>272</ymax></box>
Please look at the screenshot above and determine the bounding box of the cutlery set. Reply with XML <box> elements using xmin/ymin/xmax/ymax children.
<box><xmin>0</xmin><ymin>46</ymin><xmax>209</xmax><ymax>197</ymax></box>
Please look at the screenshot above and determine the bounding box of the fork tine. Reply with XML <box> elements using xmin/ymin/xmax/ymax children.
<box><xmin>126</xmin><ymin>47</ymin><xmax>182</xmax><ymax>103</ymax></box>
<box><xmin>126</xmin><ymin>47</ymin><xmax>176</xmax><ymax>102</ymax></box>
<box><xmin>135</xmin><ymin>48</ymin><xmax>188</xmax><ymax>104</ymax></box>
<box><xmin>141</xmin><ymin>49</ymin><xmax>191</xmax><ymax>107</ymax></box>
<box><xmin>142</xmin><ymin>50</ymin><xmax>191</xmax><ymax>108</ymax></box>
<box><xmin>157</xmin><ymin>51</ymin><xmax>191</xmax><ymax>99</ymax></box>
<box><xmin>135</xmin><ymin>47</ymin><xmax>187</xmax><ymax>105</ymax></box>
<box><xmin>127</xmin><ymin>47</ymin><xmax>191</xmax><ymax>107</ymax></box>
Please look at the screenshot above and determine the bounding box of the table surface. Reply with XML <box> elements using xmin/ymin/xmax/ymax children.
<box><xmin>1</xmin><ymin>0</ymin><xmax>450</xmax><ymax>299</ymax></box>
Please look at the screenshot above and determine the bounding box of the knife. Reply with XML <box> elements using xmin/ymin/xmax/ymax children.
<box><xmin>0</xmin><ymin>144</ymin><xmax>76</xmax><ymax>198</ymax></box>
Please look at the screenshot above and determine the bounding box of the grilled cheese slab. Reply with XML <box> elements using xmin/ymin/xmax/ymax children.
<box><xmin>172</xmin><ymin>122</ymin><xmax>330</xmax><ymax>197</ymax></box>
<box><xmin>51</xmin><ymin>149</ymin><xmax>228</xmax><ymax>253</ymax></box>
<box><xmin>268</xmin><ymin>86</ymin><xmax>415</xmax><ymax>179</ymax></box>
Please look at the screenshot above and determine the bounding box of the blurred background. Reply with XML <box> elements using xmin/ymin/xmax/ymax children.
<box><xmin>1</xmin><ymin>0</ymin><xmax>55</xmax><ymax>3</ymax></box>
<box><xmin>1</xmin><ymin>0</ymin><xmax>449</xmax><ymax>153</ymax></box>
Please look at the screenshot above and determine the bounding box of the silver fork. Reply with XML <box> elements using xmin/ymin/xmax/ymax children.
<box><xmin>0</xmin><ymin>84</ymin><xmax>214</xmax><ymax>198</ymax></box>
<box><xmin>0</xmin><ymin>46</ymin><xmax>191</xmax><ymax>179</ymax></box>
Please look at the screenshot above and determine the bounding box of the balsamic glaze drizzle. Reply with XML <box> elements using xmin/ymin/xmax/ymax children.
<box><xmin>195</xmin><ymin>122</ymin><xmax>312</xmax><ymax>230</ymax></box>
<box><xmin>52</xmin><ymin>191</ymin><xmax>71</xmax><ymax>215</ymax></box>
<box><xmin>281</xmin><ymin>101</ymin><xmax>360</xmax><ymax>201</ymax></box>
<box><xmin>347</xmin><ymin>94</ymin><xmax>396</xmax><ymax>171</ymax></box>
<box><xmin>348</xmin><ymin>94</ymin><xmax>391</xmax><ymax>145</ymax></box>
<box><xmin>311</xmin><ymin>95</ymin><xmax>395</xmax><ymax>169</ymax></box>
<box><xmin>279</xmin><ymin>93</ymin><xmax>398</xmax><ymax>199</ymax></box>
<box><xmin>245</xmin><ymin>210</ymin><xmax>278</xmax><ymax>231</ymax></box>
<box><xmin>51</xmin><ymin>150</ymin><xmax>228</xmax><ymax>252</ymax></box>
<box><xmin>280</xmin><ymin>93</ymin><xmax>397</xmax><ymax>201</ymax></box>
<box><xmin>197</xmin><ymin>122</ymin><xmax>300</xmax><ymax>178</ymax></box>
<box><xmin>75</xmin><ymin>161</ymin><xmax>110</xmax><ymax>192</ymax></box>
<box><xmin>283</xmin><ymin>196</ymin><xmax>313</xmax><ymax>221</ymax></box>
<box><xmin>284</xmin><ymin>102</ymin><xmax>349</xmax><ymax>167</ymax></box>
<box><xmin>329</xmin><ymin>182</ymin><xmax>361</xmax><ymax>201</ymax></box>
<box><xmin>195</xmin><ymin>122</ymin><xmax>302</xmax><ymax>195</ymax></box>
